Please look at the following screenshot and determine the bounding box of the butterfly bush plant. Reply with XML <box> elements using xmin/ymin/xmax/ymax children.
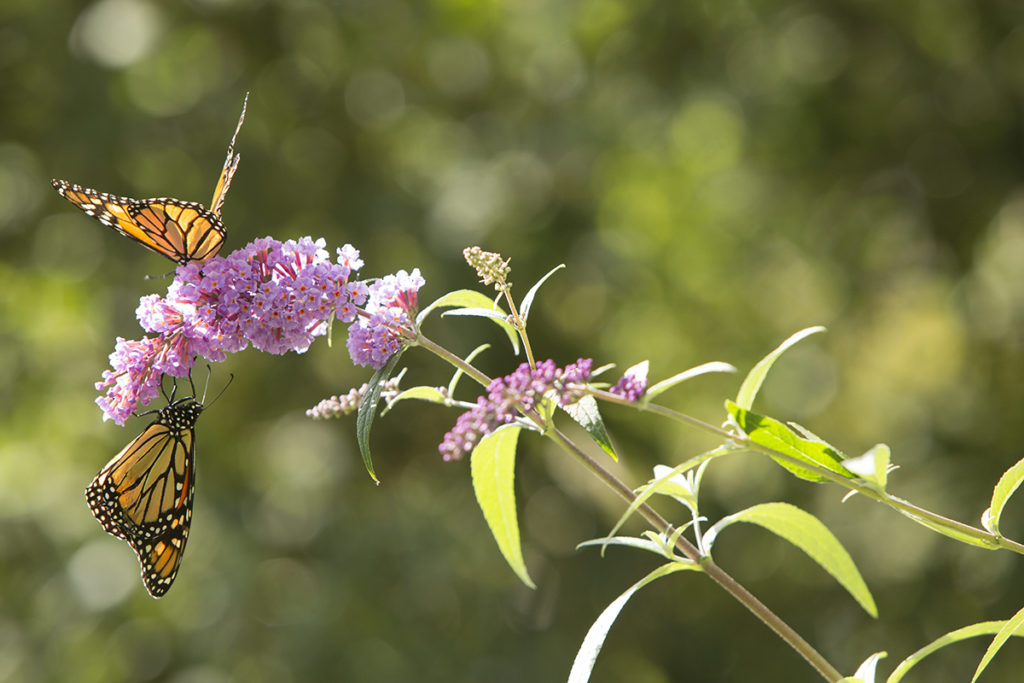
<box><xmin>100</xmin><ymin>240</ymin><xmax>1024</xmax><ymax>683</ymax></box>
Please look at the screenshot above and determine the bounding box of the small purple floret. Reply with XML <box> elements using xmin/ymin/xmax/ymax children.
<box><xmin>609</xmin><ymin>368</ymin><xmax>648</xmax><ymax>402</ymax></box>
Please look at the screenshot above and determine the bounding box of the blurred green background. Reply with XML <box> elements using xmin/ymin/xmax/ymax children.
<box><xmin>5</xmin><ymin>0</ymin><xmax>1024</xmax><ymax>681</ymax></box>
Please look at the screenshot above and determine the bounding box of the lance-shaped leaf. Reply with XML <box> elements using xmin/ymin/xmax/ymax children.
<box><xmin>887</xmin><ymin>620</ymin><xmax>1024</xmax><ymax>683</ymax></box>
<box><xmin>356</xmin><ymin>349</ymin><xmax>406</xmax><ymax>483</ymax></box>
<box><xmin>418</xmin><ymin>289</ymin><xmax>521</xmax><ymax>354</ymax></box>
<box><xmin>599</xmin><ymin>448</ymin><xmax>730</xmax><ymax>554</ymax></box>
<box><xmin>646</xmin><ymin>361</ymin><xmax>737</xmax><ymax>401</ymax></box>
<box><xmin>443</xmin><ymin>307</ymin><xmax>520</xmax><ymax>354</ymax></box>
<box><xmin>386</xmin><ymin>386</ymin><xmax>448</xmax><ymax>410</ymax></box>
<box><xmin>448</xmin><ymin>344</ymin><xmax>491</xmax><ymax>397</ymax></box>
<box><xmin>736</xmin><ymin>326</ymin><xmax>826</xmax><ymax>410</ymax></box>
<box><xmin>972</xmin><ymin>605</ymin><xmax>1024</xmax><ymax>682</ymax></box>
<box><xmin>703</xmin><ymin>502</ymin><xmax>877</xmax><ymax>617</ymax></box>
<box><xmin>417</xmin><ymin>289</ymin><xmax>504</xmax><ymax>326</ymax></box>
<box><xmin>471</xmin><ymin>425</ymin><xmax>534</xmax><ymax>588</ymax></box>
<box><xmin>568</xmin><ymin>562</ymin><xmax>699</xmax><ymax>683</ymax></box>
<box><xmin>563</xmin><ymin>396</ymin><xmax>616</xmax><ymax>461</ymax></box>
<box><xmin>982</xmin><ymin>455</ymin><xmax>1024</xmax><ymax>536</ymax></box>
<box><xmin>843</xmin><ymin>652</ymin><xmax>886</xmax><ymax>683</ymax></box>
<box><xmin>727</xmin><ymin>401</ymin><xmax>851</xmax><ymax>482</ymax></box>
<box><xmin>519</xmin><ymin>264</ymin><xmax>564</xmax><ymax>322</ymax></box>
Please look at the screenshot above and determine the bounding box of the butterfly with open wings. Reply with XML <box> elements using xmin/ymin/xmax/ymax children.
<box><xmin>52</xmin><ymin>93</ymin><xmax>248</xmax><ymax>265</ymax></box>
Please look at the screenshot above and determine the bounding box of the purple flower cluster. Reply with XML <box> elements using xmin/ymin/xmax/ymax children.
<box><xmin>610</xmin><ymin>368</ymin><xmax>648</xmax><ymax>402</ymax></box>
<box><xmin>97</xmin><ymin>237</ymin><xmax>374</xmax><ymax>424</ymax></box>
<box><xmin>438</xmin><ymin>358</ymin><xmax>593</xmax><ymax>461</ymax></box>
<box><xmin>347</xmin><ymin>269</ymin><xmax>425</xmax><ymax>369</ymax></box>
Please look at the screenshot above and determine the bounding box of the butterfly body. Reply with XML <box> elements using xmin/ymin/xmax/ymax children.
<box><xmin>86</xmin><ymin>395</ymin><xmax>204</xmax><ymax>598</ymax></box>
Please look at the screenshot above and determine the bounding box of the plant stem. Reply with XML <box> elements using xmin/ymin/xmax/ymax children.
<box><xmin>545</xmin><ymin>426</ymin><xmax>844</xmax><ymax>682</ymax></box>
<box><xmin>501</xmin><ymin>288</ymin><xmax>536</xmax><ymax>369</ymax></box>
<box><xmin>415</xmin><ymin>333</ymin><xmax>493</xmax><ymax>388</ymax></box>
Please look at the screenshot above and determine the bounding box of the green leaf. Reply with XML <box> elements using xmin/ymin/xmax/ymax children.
<box><xmin>563</xmin><ymin>396</ymin><xmax>617</xmax><ymax>461</ymax></box>
<box><xmin>982</xmin><ymin>455</ymin><xmax>1024</xmax><ymax>536</ymax></box>
<box><xmin>356</xmin><ymin>349</ymin><xmax>406</xmax><ymax>483</ymax></box>
<box><xmin>735</xmin><ymin>326</ymin><xmax>826</xmax><ymax>410</ymax></box>
<box><xmin>704</xmin><ymin>502</ymin><xmax>877</xmax><ymax>617</ymax></box>
<box><xmin>443</xmin><ymin>307</ymin><xmax>520</xmax><ymax>354</ymax></box>
<box><xmin>568</xmin><ymin>562</ymin><xmax>699</xmax><ymax>683</ymax></box>
<box><xmin>650</xmin><ymin>464</ymin><xmax>697</xmax><ymax>511</ymax></box>
<box><xmin>726</xmin><ymin>401</ymin><xmax>851</xmax><ymax>482</ymax></box>
<box><xmin>416</xmin><ymin>289</ymin><xmax>503</xmax><ymax>326</ymax></box>
<box><xmin>600</xmin><ymin>448</ymin><xmax>731</xmax><ymax>553</ymax></box>
<box><xmin>841</xmin><ymin>444</ymin><xmax>892</xmax><ymax>492</ymax></box>
<box><xmin>578</xmin><ymin>535</ymin><xmax>702</xmax><ymax>560</ymax></box>
<box><xmin>972</xmin><ymin>605</ymin><xmax>1024</xmax><ymax>682</ymax></box>
<box><xmin>646</xmin><ymin>361</ymin><xmax>737</xmax><ymax>401</ymax></box>
<box><xmin>386</xmin><ymin>386</ymin><xmax>448</xmax><ymax>408</ymax></box>
<box><xmin>848</xmin><ymin>652</ymin><xmax>886</xmax><ymax>683</ymax></box>
<box><xmin>447</xmin><ymin>343</ymin><xmax>491</xmax><ymax>397</ymax></box>
<box><xmin>519</xmin><ymin>264</ymin><xmax>564</xmax><ymax>322</ymax></box>
<box><xmin>897</xmin><ymin>508</ymin><xmax>999</xmax><ymax>549</ymax></box>
<box><xmin>470</xmin><ymin>425</ymin><xmax>534</xmax><ymax>588</ymax></box>
<box><xmin>887</xmin><ymin>620</ymin><xmax>1024</xmax><ymax>683</ymax></box>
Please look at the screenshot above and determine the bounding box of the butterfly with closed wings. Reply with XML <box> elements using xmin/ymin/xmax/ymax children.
<box><xmin>51</xmin><ymin>93</ymin><xmax>248</xmax><ymax>265</ymax></box>
<box><xmin>86</xmin><ymin>374</ymin><xmax>230</xmax><ymax>597</ymax></box>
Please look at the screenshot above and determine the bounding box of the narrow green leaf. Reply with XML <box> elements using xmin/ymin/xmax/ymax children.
<box><xmin>577</xmin><ymin>536</ymin><xmax>702</xmax><ymax>559</ymax></box>
<box><xmin>416</xmin><ymin>289</ymin><xmax>504</xmax><ymax>326</ymax></box>
<box><xmin>356</xmin><ymin>349</ymin><xmax>406</xmax><ymax>483</ymax></box>
<box><xmin>563</xmin><ymin>396</ymin><xmax>617</xmax><ymax>461</ymax></box>
<box><xmin>736</xmin><ymin>326</ymin><xmax>826</xmax><ymax>410</ymax></box>
<box><xmin>387</xmin><ymin>386</ymin><xmax>448</xmax><ymax>408</ymax></box>
<box><xmin>972</xmin><ymin>605</ymin><xmax>1024</xmax><ymax>682</ymax></box>
<box><xmin>983</xmin><ymin>455</ymin><xmax>1024</xmax><ymax>536</ymax></box>
<box><xmin>726</xmin><ymin>401</ymin><xmax>851</xmax><ymax>482</ymax></box>
<box><xmin>443</xmin><ymin>307</ymin><xmax>520</xmax><ymax>354</ymax></box>
<box><xmin>519</xmin><ymin>264</ymin><xmax>564</xmax><ymax>322</ymax></box>
<box><xmin>849</xmin><ymin>652</ymin><xmax>887</xmax><ymax>683</ymax></box>
<box><xmin>704</xmin><ymin>502</ymin><xmax>877</xmax><ymax>616</ymax></box>
<box><xmin>600</xmin><ymin>448</ymin><xmax>731</xmax><ymax>553</ymax></box>
<box><xmin>898</xmin><ymin>508</ymin><xmax>999</xmax><ymax>549</ymax></box>
<box><xmin>568</xmin><ymin>563</ymin><xmax>698</xmax><ymax>683</ymax></box>
<box><xmin>646</xmin><ymin>361</ymin><xmax>737</xmax><ymax>401</ymax></box>
<box><xmin>887</xmin><ymin>621</ymin><xmax>1024</xmax><ymax>683</ymax></box>
<box><xmin>650</xmin><ymin>464</ymin><xmax>697</xmax><ymax>510</ymax></box>
<box><xmin>447</xmin><ymin>343</ymin><xmax>491</xmax><ymax>397</ymax></box>
<box><xmin>470</xmin><ymin>425</ymin><xmax>534</xmax><ymax>588</ymax></box>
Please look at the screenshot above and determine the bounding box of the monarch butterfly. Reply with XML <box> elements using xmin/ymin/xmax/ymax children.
<box><xmin>85</xmin><ymin>375</ymin><xmax>230</xmax><ymax>597</ymax></box>
<box><xmin>51</xmin><ymin>93</ymin><xmax>248</xmax><ymax>265</ymax></box>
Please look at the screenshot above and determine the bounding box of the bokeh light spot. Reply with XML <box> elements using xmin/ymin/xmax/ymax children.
<box><xmin>70</xmin><ymin>0</ymin><xmax>162</xmax><ymax>69</ymax></box>
<box><xmin>68</xmin><ymin>539</ymin><xmax>138</xmax><ymax>610</ymax></box>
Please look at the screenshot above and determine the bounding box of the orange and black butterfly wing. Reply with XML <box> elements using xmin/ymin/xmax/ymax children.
<box><xmin>51</xmin><ymin>180</ymin><xmax>225</xmax><ymax>265</ymax></box>
<box><xmin>128</xmin><ymin>199</ymin><xmax>225</xmax><ymax>264</ymax></box>
<box><xmin>51</xmin><ymin>180</ymin><xmax>146</xmax><ymax>242</ymax></box>
<box><xmin>209</xmin><ymin>93</ymin><xmax>248</xmax><ymax>217</ymax></box>
<box><xmin>86</xmin><ymin>399</ymin><xmax>202</xmax><ymax>597</ymax></box>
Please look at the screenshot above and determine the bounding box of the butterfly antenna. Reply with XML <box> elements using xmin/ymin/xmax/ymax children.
<box><xmin>143</xmin><ymin>270</ymin><xmax>175</xmax><ymax>281</ymax></box>
<box><xmin>205</xmin><ymin>372</ymin><xmax>235</xmax><ymax>409</ymax></box>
